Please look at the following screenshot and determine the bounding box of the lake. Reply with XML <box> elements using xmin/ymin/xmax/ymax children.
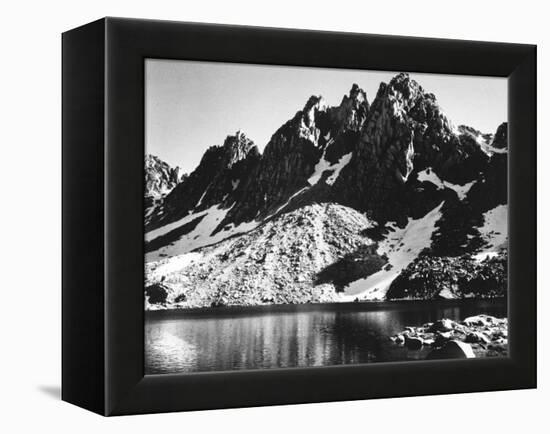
<box><xmin>145</xmin><ymin>299</ymin><xmax>507</xmax><ymax>374</ymax></box>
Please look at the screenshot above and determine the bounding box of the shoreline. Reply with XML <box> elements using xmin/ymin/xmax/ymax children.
<box><xmin>145</xmin><ymin>297</ymin><xmax>507</xmax><ymax>318</ymax></box>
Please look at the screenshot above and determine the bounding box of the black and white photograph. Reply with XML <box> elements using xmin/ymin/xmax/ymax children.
<box><xmin>144</xmin><ymin>60</ymin><xmax>509</xmax><ymax>374</ymax></box>
<box><xmin>1</xmin><ymin>0</ymin><xmax>542</xmax><ymax>427</ymax></box>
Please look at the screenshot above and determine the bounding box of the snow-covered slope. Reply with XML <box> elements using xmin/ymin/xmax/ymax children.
<box><xmin>146</xmin><ymin>204</ymin><xmax>260</xmax><ymax>262</ymax></box>
<box><xmin>343</xmin><ymin>202</ymin><xmax>444</xmax><ymax>300</ymax></box>
<box><xmin>145</xmin><ymin>204</ymin><xmax>379</xmax><ymax>309</ymax></box>
<box><xmin>473</xmin><ymin>204</ymin><xmax>508</xmax><ymax>261</ymax></box>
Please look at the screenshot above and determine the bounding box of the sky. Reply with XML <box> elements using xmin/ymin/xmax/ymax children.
<box><xmin>145</xmin><ymin>59</ymin><xmax>507</xmax><ymax>175</ymax></box>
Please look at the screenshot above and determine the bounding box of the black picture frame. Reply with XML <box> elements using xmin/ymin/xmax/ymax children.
<box><xmin>62</xmin><ymin>17</ymin><xmax>537</xmax><ymax>416</ymax></box>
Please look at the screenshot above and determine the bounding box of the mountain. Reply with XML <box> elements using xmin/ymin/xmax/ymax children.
<box><xmin>145</xmin><ymin>154</ymin><xmax>185</xmax><ymax>218</ymax></box>
<box><xmin>144</xmin><ymin>73</ymin><xmax>508</xmax><ymax>309</ymax></box>
<box><xmin>146</xmin><ymin>204</ymin><xmax>381</xmax><ymax>309</ymax></box>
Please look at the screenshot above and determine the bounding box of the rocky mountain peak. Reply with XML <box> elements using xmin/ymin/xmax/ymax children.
<box><xmin>331</xmin><ymin>84</ymin><xmax>370</xmax><ymax>133</ymax></box>
<box><xmin>144</xmin><ymin>154</ymin><xmax>184</xmax><ymax>220</ymax></box>
<box><xmin>393</xmin><ymin>74</ymin><xmax>438</xmax><ymax>108</ymax></box>
<box><xmin>352</xmin><ymin>74</ymin><xmax>429</xmax><ymax>184</ymax></box>
<box><xmin>329</xmin><ymin>72</ymin><xmax>492</xmax><ymax>225</ymax></box>
<box><xmin>222</xmin><ymin>130</ymin><xmax>257</xmax><ymax>168</ymax></box>
<box><xmin>491</xmin><ymin>123</ymin><xmax>508</xmax><ymax>149</ymax></box>
<box><xmin>349</xmin><ymin>83</ymin><xmax>367</xmax><ymax>102</ymax></box>
<box><xmin>373</xmin><ymin>72</ymin><xmax>486</xmax><ymax>184</ymax></box>
<box><xmin>145</xmin><ymin>154</ymin><xmax>182</xmax><ymax>199</ymax></box>
<box><xmin>375</xmin><ymin>73</ymin><xmax>438</xmax><ymax>122</ymax></box>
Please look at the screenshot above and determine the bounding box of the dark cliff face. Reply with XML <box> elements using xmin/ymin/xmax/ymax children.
<box><xmin>146</xmin><ymin>131</ymin><xmax>260</xmax><ymax>230</ymax></box>
<box><xmin>192</xmin><ymin>132</ymin><xmax>260</xmax><ymax>212</ymax></box>
<box><xmin>221</xmin><ymin>96</ymin><xmax>333</xmax><ymax>226</ymax></box>
<box><xmin>150</xmin><ymin>85</ymin><xmax>372</xmax><ymax>231</ymax></box>
<box><xmin>238</xmin><ymin>86</ymin><xmax>370</xmax><ymax>221</ymax></box>
<box><xmin>491</xmin><ymin>122</ymin><xmax>508</xmax><ymax>149</ymax></box>
<box><xmin>328</xmin><ymin>83</ymin><xmax>370</xmax><ymax>136</ymax></box>
<box><xmin>331</xmin><ymin>73</ymin><xmax>501</xmax><ymax>226</ymax></box>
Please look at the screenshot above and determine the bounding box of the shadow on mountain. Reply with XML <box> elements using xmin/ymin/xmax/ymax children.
<box><xmin>315</xmin><ymin>245</ymin><xmax>387</xmax><ymax>292</ymax></box>
<box><xmin>146</xmin><ymin>214</ymin><xmax>205</xmax><ymax>253</ymax></box>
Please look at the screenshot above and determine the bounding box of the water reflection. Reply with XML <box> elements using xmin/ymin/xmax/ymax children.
<box><xmin>145</xmin><ymin>300</ymin><xmax>507</xmax><ymax>374</ymax></box>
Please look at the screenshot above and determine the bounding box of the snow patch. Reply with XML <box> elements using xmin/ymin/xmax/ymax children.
<box><xmin>196</xmin><ymin>183</ymin><xmax>211</xmax><ymax>207</ymax></box>
<box><xmin>326</xmin><ymin>153</ymin><xmax>352</xmax><ymax>185</ymax></box>
<box><xmin>451</xmin><ymin>122</ymin><xmax>461</xmax><ymax>136</ymax></box>
<box><xmin>268</xmin><ymin>187</ymin><xmax>309</xmax><ymax>219</ymax></box>
<box><xmin>438</xmin><ymin>288</ymin><xmax>457</xmax><ymax>299</ymax></box>
<box><xmin>473</xmin><ymin>204</ymin><xmax>508</xmax><ymax>261</ymax></box>
<box><xmin>146</xmin><ymin>209</ymin><xmax>210</xmax><ymax>241</ymax></box>
<box><xmin>343</xmin><ymin>202</ymin><xmax>444</xmax><ymax>300</ymax></box>
<box><xmin>400</xmin><ymin>138</ymin><xmax>415</xmax><ymax>182</ymax></box>
<box><xmin>475</xmin><ymin>135</ymin><xmax>507</xmax><ymax>156</ymax></box>
<box><xmin>146</xmin><ymin>204</ymin><xmax>260</xmax><ymax>262</ymax></box>
<box><xmin>473</xmin><ymin>251</ymin><xmax>500</xmax><ymax>262</ymax></box>
<box><xmin>308</xmin><ymin>152</ymin><xmax>332</xmax><ymax>185</ymax></box>
<box><xmin>417</xmin><ymin>168</ymin><xmax>475</xmax><ymax>200</ymax></box>
<box><xmin>149</xmin><ymin>252</ymin><xmax>202</xmax><ymax>279</ymax></box>
<box><xmin>308</xmin><ymin>151</ymin><xmax>353</xmax><ymax>186</ymax></box>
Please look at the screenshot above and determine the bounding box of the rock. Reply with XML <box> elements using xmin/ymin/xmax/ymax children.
<box><xmin>451</xmin><ymin>324</ymin><xmax>467</xmax><ymax>335</ymax></box>
<box><xmin>405</xmin><ymin>336</ymin><xmax>424</xmax><ymax>350</ymax></box>
<box><xmin>488</xmin><ymin>341</ymin><xmax>507</xmax><ymax>351</ymax></box>
<box><xmin>496</xmin><ymin>329</ymin><xmax>508</xmax><ymax>338</ymax></box>
<box><xmin>465</xmin><ymin>332</ymin><xmax>491</xmax><ymax>344</ymax></box>
<box><xmin>463</xmin><ymin>315</ymin><xmax>497</xmax><ymax>327</ymax></box>
<box><xmin>395</xmin><ymin>334</ymin><xmax>406</xmax><ymax>345</ymax></box>
<box><xmin>386</xmin><ymin>253</ymin><xmax>508</xmax><ymax>300</ymax></box>
<box><xmin>174</xmin><ymin>293</ymin><xmax>187</xmax><ymax>303</ymax></box>
<box><xmin>429</xmin><ymin>319</ymin><xmax>455</xmax><ymax>332</ymax></box>
<box><xmin>144</xmin><ymin>154</ymin><xmax>185</xmax><ymax>218</ymax></box>
<box><xmin>427</xmin><ymin>340</ymin><xmax>476</xmax><ymax>359</ymax></box>
<box><xmin>393</xmin><ymin>316</ymin><xmax>506</xmax><ymax>359</ymax></box>
<box><xmin>434</xmin><ymin>331</ymin><xmax>454</xmax><ymax>346</ymax></box>
<box><xmin>491</xmin><ymin>122</ymin><xmax>508</xmax><ymax>149</ymax></box>
<box><xmin>145</xmin><ymin>283</ymin><xmax>169</xmax><ymax>305</ymax></box>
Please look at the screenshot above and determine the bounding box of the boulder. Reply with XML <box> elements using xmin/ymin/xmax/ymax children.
<box><xmin>145</xmin><ymin>283</ymin><xmax>169</xmax><ymax>305</ymax></box>
<box><xmin>462</xmin><ymin>315</ymin><xmax>496</xmax><ymax>327</ymax></box>
<box><xmin>429</xmin><ymin>319</ymin><xmax>455</xmax><ymax>332</ymax></box>
<box><xmin>465</xmin><ymin>331</ymin><xmax>490</xmax><ymax>344</ymax></box>
<box><xmin>405</xmin><ymin>336</ymin><xmax>424</xmax><ymax>350</ymax></box>
<box><xmin>434</xmin><ymin>331</ymin><xmax>453</xmax><ymax>346</ymax></box>
<box><xmin>395</xmin><ymin>334</ymin><xmax>406</xmax><ymax>345</ymax></box>
<box><xmin>427</xmin><ymin>340</ymin><xmax>476</xmax><ymax>359</ymax></box>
